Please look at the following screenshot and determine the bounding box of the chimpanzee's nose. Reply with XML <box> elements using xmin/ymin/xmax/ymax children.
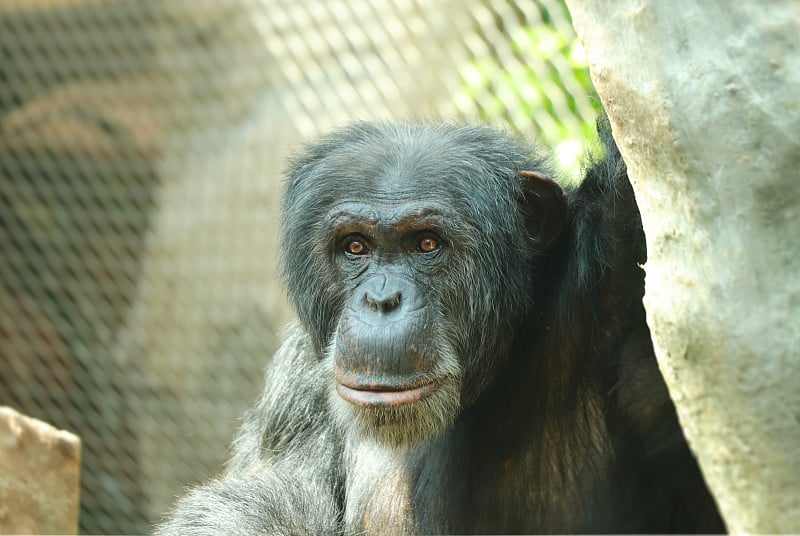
<box><xmin>362</xmin><ymin>274</ymin><xmax>403</xmax><ymax>314</ymax></box>
<box><xmin>364</xmin><ymin>288</ymin><xmax>402</xmax><ymax>314</ymax></box>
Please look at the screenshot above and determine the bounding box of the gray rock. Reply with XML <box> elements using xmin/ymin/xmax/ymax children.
<box><xmin>566</xmin><ymin>1</ymin><xmax>800</xmax><ymax>532</ymax></box>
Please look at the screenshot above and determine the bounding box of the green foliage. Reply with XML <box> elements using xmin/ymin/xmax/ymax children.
<box><xmin>453</xmin><ymin>22</ymin><xmax>599</xmax><ymax>178</ymax></box>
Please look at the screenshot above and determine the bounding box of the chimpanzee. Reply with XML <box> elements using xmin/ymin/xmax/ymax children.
<box><xmin>155</xmin><ymin>120</ymin><xmax>725</xmax><ymax>534</ymax></box>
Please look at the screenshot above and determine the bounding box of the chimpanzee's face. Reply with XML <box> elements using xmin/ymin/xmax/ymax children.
<box><xmin>324</xmin><ymin>196</ymin><xmax>464</xmax><ymax>446</ymax></box>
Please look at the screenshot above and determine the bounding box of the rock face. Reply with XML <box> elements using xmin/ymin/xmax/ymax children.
<box><xmin>0</xmin><ymin>406</ymin><xmax>81</xmax><ymax>534</ymax></box>
<box><xmin>565</xmin><ymin>1</ymin><xmax>800</xmax><ymax>532</ymax></box>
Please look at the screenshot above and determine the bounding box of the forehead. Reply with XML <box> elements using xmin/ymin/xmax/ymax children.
<box><xmin>283</xmin><ymin>122</ymin><xmax>529</xmax><ymax>236</ymax></box>
<box><xmin>325</xmin><ymin>200</ymin><xmax>448</xmax><ymax>230</ymax></box>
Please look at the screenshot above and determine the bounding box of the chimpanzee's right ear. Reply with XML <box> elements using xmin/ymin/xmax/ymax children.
<box><xmin>519</xmin><ymin>170</ymin><xmax>567</xmax><ymax>251</ymax></box>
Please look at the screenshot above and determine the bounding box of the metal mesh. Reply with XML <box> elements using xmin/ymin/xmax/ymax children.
<box><xmin>0</xmin><ymin>0</ymin><xmax>595</xmax><ymax>532</ymax></box>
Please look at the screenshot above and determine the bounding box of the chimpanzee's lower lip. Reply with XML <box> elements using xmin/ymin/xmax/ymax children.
<box><xmin>336</xmin><ymin>381</ymin><xmax>438</xmax><ymax>407</ymax></box>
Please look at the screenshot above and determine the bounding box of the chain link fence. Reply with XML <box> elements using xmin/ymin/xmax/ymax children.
<box><xmin>0</xmin><ymin>0</ymin><xmax>596</xmax><ymax>532</ymax></box>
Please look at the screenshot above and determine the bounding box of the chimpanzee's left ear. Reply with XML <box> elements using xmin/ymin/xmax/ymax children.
<box><xmin>519</xmin><ymin>170</ymin><xmax>568</xmax><ymax>251</ymax></box>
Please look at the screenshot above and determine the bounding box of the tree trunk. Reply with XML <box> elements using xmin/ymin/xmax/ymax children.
<box><xmin>564</xmin><ymin>1</ymin><xmax>800</xmax><ymax>532</ymax></box>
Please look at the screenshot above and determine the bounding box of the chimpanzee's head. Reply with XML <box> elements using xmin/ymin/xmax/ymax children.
<box><xmin>281</xmin><ymin>121</ymin><xmax>566</xmax><ymax>445</ymax></box>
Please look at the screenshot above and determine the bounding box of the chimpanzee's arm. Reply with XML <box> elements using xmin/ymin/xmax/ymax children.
<box><xmin>154</xmin><ymin>326</ymin><xmax>342</xmax><ymax>536</ymax></box>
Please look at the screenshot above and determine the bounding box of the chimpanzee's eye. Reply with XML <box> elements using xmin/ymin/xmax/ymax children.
<box><xmin>419</xmin><ymin>237</ymin><xmax>439</xmax><ymax>253</ymax></box>
<box><xmin>345</xmin><ymin>238</ymin><xmax>368</xmax><ymax>256</ymax></box>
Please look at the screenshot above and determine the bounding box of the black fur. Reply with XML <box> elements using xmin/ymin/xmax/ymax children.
<box><xmin>155</xmin><ymin>120</ymin><xmax>725</xmax><ymax>534</ymax></box>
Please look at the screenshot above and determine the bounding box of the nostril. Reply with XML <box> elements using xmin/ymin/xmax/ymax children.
<box><xmin>364</xmin><ymin>291</ymin><xmax>402</xmax><ymax>313</ymax></box>
<box><xmin>384</xmin><ymin>292</ymin><xmax>402</xmax><ymax>312</ymax></box>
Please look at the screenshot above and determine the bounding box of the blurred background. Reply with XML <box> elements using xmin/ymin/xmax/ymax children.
<box><xmin>0</xmin><ymin>0</ymin><xmax>598</xmax><ymax>532</ymax></box>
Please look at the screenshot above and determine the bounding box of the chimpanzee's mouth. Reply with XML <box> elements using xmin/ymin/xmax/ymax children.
<box><xmin>336</xmin><ymin>381</ymin><xmax>438</xmax><ymax>407</ymax></box>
